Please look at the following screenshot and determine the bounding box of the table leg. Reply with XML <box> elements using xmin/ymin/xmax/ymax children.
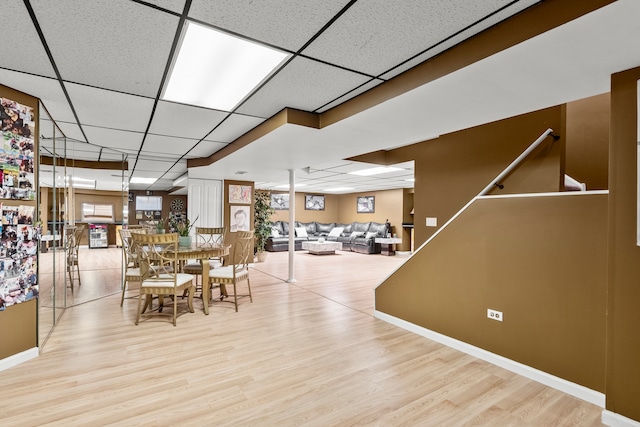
<box><xmin>201</xmin><ymin>259</ymin><xmax>210</xmax><ymax>315</ymax></box>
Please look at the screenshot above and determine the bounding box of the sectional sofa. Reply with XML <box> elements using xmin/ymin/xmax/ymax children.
<box><xmin>266</xmin><ymin>221</ymin><xmax>388</xmax><ymax>254</ymax></box>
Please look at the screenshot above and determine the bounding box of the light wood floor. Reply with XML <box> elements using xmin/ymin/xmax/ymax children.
<box><xmin>4</xmin><ymin>250</ymin><xmax>604</xmax><ymax>426</ymax></box>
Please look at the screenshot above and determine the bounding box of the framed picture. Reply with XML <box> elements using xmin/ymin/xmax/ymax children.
<box><xmin>270</xmin><ymin>193</ymin><xmax>289</xmax><ymax>210</ymax></box>
<box><xmin>228</xmin><ymin>184</ymin><xmax>252</xmax><ymax>204</ymax></box>
<box><xmin>305</xmin><ymin>194</ymin><xmax>325</xmax><ymax>211</ymax></box>
<box><xmin>357</xmin><ymin>196</ymin><xmax>375</xmax><ymax>213</ymax></box>
<box><xmin>230</xmin><ymin>205</ymin><xmax>250</xmax><ymax>232</ymax></box>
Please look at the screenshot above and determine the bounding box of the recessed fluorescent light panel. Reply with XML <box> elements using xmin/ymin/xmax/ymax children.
<box><xmin>275</xmin><ymin>184</ymin><xmax>307</xmax><ymax>189</ymax></box>
<box><xmin>324</xmin><ymin>187</ymin><xmax>354</xmax><ymax>192</ymax></box>
<box><xmin>163</xmin><ymin>21</ymin><xmax>290</xmax><ymax>111</ymax></box>
<box><xmin>349</xmin><ymin>166</ymin><xmax>403</xmax><ymax>176</ymax></box>
<box><xmin>130</xmin><ymin>177</ymin><xmax>157</xmax><ymax>184</ymax></box>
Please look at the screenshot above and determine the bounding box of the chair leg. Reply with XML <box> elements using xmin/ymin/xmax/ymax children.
<box><xmin>187</xmin><ymin>284</ymin><xmax>195</xmax><ymax>313</ymax></box>
<box><xmin>173</xmin><ymin>293</ymin><xmax>178</xmax><ymax>326</ymax></box>
<box><xmin>233</xmin><ymin>282</ymin><xmax>238</xmax><ymax>312</ymax></box>
<box><xmin>120</xmin><ymin>278</ymin><xmax>127</xmax><ymax>307</ymax></box>
<box><xmin>135</xmin><ymin>293</ymin><xmax>144</xmax><ymax>325</ymax></box>
<box><xmin>76</xmin><ymin>263</ymin><xmax>82</xmax><ymax>286</ymax></box>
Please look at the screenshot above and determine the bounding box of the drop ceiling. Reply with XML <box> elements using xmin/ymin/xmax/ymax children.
<box><xmin>1</xmin><ymin>0</ymin><xmax>638</xmax><ymax>194</ymax></box>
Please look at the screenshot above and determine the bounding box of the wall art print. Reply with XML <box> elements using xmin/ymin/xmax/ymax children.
<box><xmin>305</xmin><ymin>194</ymin><xmax>325</xmax><ymax>211</ymax></box>
<box><xmin>357</xmin><ymin>196</ymin><xmax>375</xmax><ymax>213</ymax></box>
<box><xmin>228</xmin><ymin>184</ymin><xmax>252</xmax><ymax>204</ymax></box>
<box><xmin>0</xmin><ymin>203</ymin><xmax>39</xmax><ymax>311</ymax></box>
<box><xmin>0</xmin><ymin>97</ymin><xmax>35</xmax><ymax>200</ymax></box>
<box><xmin>270</xmin><ymin>193</ymin><xmax>289</xmax><ymax>210</ymax></box>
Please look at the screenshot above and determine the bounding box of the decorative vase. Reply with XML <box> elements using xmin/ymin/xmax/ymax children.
<box><xmin>179</xmin><ymin>235</ymin><xmax>192</xmax><ymax>247</ymax></box>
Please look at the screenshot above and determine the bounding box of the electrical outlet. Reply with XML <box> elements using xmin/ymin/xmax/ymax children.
<box><xmin>487</xmin><ymin>309</ymin><xmax>503</xmax><ymax>322</ymax></box>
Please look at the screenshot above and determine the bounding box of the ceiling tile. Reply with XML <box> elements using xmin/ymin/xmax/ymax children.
<box><xmin>56</xmin><ymin>122</ymin><xmax>88</xmax><ymax>142</ymax></box>
<box><xmin>205</xmin><ymin>113</ymin><xmax>265</xmax><ymax>144</ymax></box>
<box><xmin>188</xmin><ymin>0</ymin><xmax>351</xmax><ymax>52</ymax></box>
<box><xmin>66</xmin><ymin>83</ymin><xmax>155</xmax><ymax>132</ymax></box>
<box><xmin>143</xmin><ymin>134</ymin><xmax>199</xmax><ymax>156</ymax></box>
<box><xmin>141</xmin><ymin>0</ymin><xmax>186</xmax><ymax>14</ymax></box>
<box><xmin>380</xmin><ymin>0</ymin><xmax>542</xmax><ymax>80</ymax></box>
<box><xmin>185</xmin><ymin>140</ymin><xmax>228</xmax><ymax>158</ymax></box>
<box><xmin>236</xmin><ymin>56</ymin><xmax>370</xmax><ymax>117</ymax></box>
<box><xmin>0</xmin><ymin>0</ymin><xmax>56</xmax><ymax>78</ymax></box>
<box><xmin>0</xmin><ymin>69</ymin><xmax>76</xmax><ymax>123</ymax></box>
<box><xmin>83</xmin><ymin>127</ymin><xmax>142</xmax><ymax>152</ymax></box>
<box><xmin>30</xmin><ymin>0</ymin><xmax>179</xmax><ymax>97</ymax></box>
<box><xmin>302</xmin><ymin>0</ymin><xmax>530</xmax><ymax>76</ymax></box>
<box><xmin>148</xmin><ymin>101</ymin><xmax>229</xmax><ymax>139</ymax></box>
<box><xmin>316</xmin><ymin>78</ymin><xmax>384</xmax><ymax>113</ymax></box>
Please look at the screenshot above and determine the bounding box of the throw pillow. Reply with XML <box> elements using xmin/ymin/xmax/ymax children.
<box><xmin>328</xmin><ymin>227</ymin><xmax>343</xmax><ymax>237</ymax></box>
<box><xmin>365</xmin><ymin>231</ymin><xmax>378</xmax><ymax>239</ymax></box>
<box><xmin>295</xmin><ymin>227</ymin><xmax>308</xmax><ymax>237</ymax></box>
<box><xmin>271</xmin><ymin>227</ymin><xmax>280</xmax><ymax>238</ymax></box>
<box><xmin>350</xmin><ymin>231</ymin><xmax>364</xmax><ymax>238</ymax></box>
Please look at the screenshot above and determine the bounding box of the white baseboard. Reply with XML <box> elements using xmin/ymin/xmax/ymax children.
<box><xmin>602</xmin><ymin>410</ymin><xmax>640</xmax><ymax>427</ymax></box>
<box><xmin>374</xmin><ymin>310</ymin><xmax>605</xmax><ymax>408</ymax></box>
<box><xmin>0</xmin><ymin>347</ymin><xmax>38</xmax><ymax>372</ymax></box>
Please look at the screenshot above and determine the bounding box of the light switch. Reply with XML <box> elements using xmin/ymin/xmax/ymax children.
<box><xmin>426</xmin><ymin>217</ymin><xmax>437</xmax><ymax>227</ymax></box>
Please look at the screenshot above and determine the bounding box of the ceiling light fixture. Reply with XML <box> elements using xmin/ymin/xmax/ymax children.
<box><xmin>162</xmin><ymin>21</ymin><xmax>290</xmax><ymax>111</ymax></box>
<box><xmin>324</xmin><ymin>187</ymin><xmax>354</xmax><ymax>192</ymax></box>
<box><xmin>349</xmin><ymin>166</ymin><xmax>403</xmax><ymax>176</ymax></box>
<box><xmin>130</xmin><ymin>177</ymin><xmax>157</xmax><ymax>184</ymax></box>
<box><xmin>275</xmin><ymin>184</ymin><xmax>307</xmax><ymax>189</ymax></box>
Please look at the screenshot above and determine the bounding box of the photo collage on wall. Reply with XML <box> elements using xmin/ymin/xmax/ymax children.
<box><xmin>0</xmin><ymin>203</ymin><xmax>38</xmax><ymax>311</ymax></box>
<box><xmin>0</xmin><ymin>97</ymin><xmax>35</xmax><ymax>200</ymax></box>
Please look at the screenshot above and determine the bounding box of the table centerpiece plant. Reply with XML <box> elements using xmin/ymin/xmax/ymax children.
<box><xmin>170</xmin><ymin>215</ymin><xmax>198</xmax><ymax>246</ymax></box>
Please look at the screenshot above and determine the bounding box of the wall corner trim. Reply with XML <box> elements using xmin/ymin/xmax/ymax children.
<box><xmin>0</xmin><ymin>347</ymin><xmax>38</xmax><ymax>372</ymax></box>
<box><xmin>373</xmin><ymin>310</ymin><xmax>605</xmax><ymax>408</ymax></box>
<box><xmin>601</xmin><ymin>410</ymin><xmax>640</xmax><ymax>427</ymax></box>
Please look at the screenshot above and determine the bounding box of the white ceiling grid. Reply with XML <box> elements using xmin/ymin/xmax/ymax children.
<box><xmin>5</xmin><ymin>0</ymin><xmax>631</xmax><ymax>195</ymax></box>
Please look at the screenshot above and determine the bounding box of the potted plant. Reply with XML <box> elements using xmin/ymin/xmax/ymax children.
<box><xmin>254</xmin><ymin>191</ymin><xmax>275</xmax><ymax>262</ymax></box>
<box><xmin>155</xmin><ymin>217</ymin><xmax>167</xmax><ymax>234</ymax></box>
<box><xmin>170</xmin><ymin>215</ymin><xmax>198</xmax><ymax>246</ymax></box>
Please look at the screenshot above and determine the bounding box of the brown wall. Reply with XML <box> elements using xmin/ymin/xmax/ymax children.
<box><xmin>128</xmin><ymin>190</ymin><xmax>187</xmax><ymax>228</ymax></box>
<box><xmin>376</xmin><ymin>193</ymin><xmax>608</xmax><ymax>391</ymax></box>
<box><xmin>413</xmin><ymin>106</ymin><xmax>564</xmax><ymax>246</ymax></box>
<box><xmin>565</xmin><ymin>93</ymin><xmax>610</xmax><ymax>190</ymax></box>
<box><xmin>606</xmin><ymin>67</ymin><xmax>640</xmax><ymax>420</ymax></box>
<box><xmin>0</xmin><ymin>84</ymin><xmax>39</xmax><ymax>359</ymax></box>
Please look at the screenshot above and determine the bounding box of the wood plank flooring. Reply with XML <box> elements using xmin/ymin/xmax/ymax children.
<box><xmin>2</xmin><ymin>250</ymin><xmax>604</xmax><ymax>426</ymax></box>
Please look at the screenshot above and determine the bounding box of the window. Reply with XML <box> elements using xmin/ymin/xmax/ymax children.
<box><xmin>135</xmin><ymin>196</ymin><xmax>162</xmax><ymax>211</ymax></box>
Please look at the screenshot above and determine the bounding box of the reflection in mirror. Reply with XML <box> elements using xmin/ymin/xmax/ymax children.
<box><xmin>38</xmin><ymin>115</ymin><xmax>127</xmax><ymax>348</ymax></box>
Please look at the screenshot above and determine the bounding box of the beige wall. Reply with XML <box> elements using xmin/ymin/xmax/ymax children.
<box><xmin>376</xmin><ymin>193</ymin><xmax>608</xmax><ymax>391</ymax></box>
<box><xmin>270</xmin><ymin>189</ymin><xmax>406</xmax><ymax>246</ymax></box>
<box><xmin>606</xmin><ymin>67</ymin><xmax>640</xmax><ymax>420</ymax></box>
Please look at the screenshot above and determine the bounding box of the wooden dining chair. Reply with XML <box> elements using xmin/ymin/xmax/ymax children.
<box><xmin>65</xmin><ymin>225</ymin><xmax>84</xmax><ymax>291</ymax></box>
<box><xmin>132</xmin><ymin>232</ymin><xmax>195</xmax><ymax>326</ymax></box>
<box><xmin>183</xmin><ymin>227</ymin><xmax>226</xmax><ymax>297</ymax></box>
<box><xmin>207</xmin><ymin>230</ymin><xmax>253</xmax><ymax>312</ymax></box>
<box><xmin>119</xmin><ymin>227</ymin><xmax>147</xmax><ymax>306</ymax></box>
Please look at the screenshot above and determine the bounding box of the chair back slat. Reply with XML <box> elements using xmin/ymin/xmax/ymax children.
<box><xmin>132</xmin><ymin>232</ymin><xmax>180</xmax><ymax>286</ymax></box>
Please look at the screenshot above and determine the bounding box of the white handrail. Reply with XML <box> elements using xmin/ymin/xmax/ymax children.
<box><xmin>415</xmin><ymin>128</ymin><xmax>556</xmax><ymax>253</ymax></box>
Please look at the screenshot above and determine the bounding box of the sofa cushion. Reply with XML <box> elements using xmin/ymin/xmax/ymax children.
<box><xmin>271</xmin><ymin>221</ymin><xmax>284</xmax><ymax>237</ymax></box>
<box><xmin>296</xmin><ymin>221</ymin><xmax>317</xmax><ymax>235</ymax></box>
<box><xmin>352</xmin><ymin>222</ymin><xmax>371</xmax><ymax>233</ymax></box>
<box><xmin>328</xmin><ymin>227</ymin><xmax>343</xmax><ymax>237</ymax></box>
<box><xmin>271</xmin><ymin>227</ymin><xmax>281</xmax><ymax>238</ymax></box>
<box><xmin>350</xmin><ymin>231</ymin><xmax>365</xmax><ymax>238</ymax></box>
<box><xmin>368</xmin><ymin>222</ymin><xmax>387</xmax><ymax>236</ymax></box>
<box><xmin>316</xmin><ymin>222</ymin><xmax>335</xmax><ymax>235</ymax></box>
<box><xmin>336</xmin><ymin>223</ymin><xmax>353</xmax><ymax>234</ymax></box>
<box><xmin>282</xmin><ymin>221</ymin><xmax>290</xmax><ymax>236</ymax></box>
<box><xmin>295</xmin><ymin>227</ymin><xmax>308</xmax><ymax>237</ymax></box>
<box><xmin>365</xmin><ymin>231</ymin><xmax>378</xmax><ymax>239</ymax></box>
